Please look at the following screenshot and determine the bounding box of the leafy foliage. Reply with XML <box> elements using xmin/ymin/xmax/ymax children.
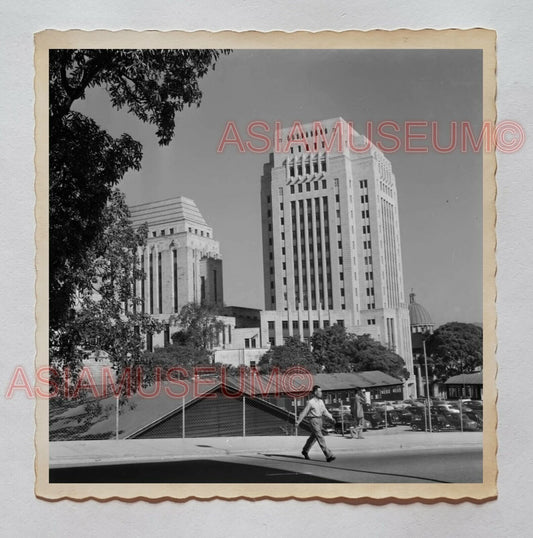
<box><xmin>49</xmin><ymin>190</ymin><xmax>163</xmax><ymax>389</ymax></box>
<box><xmin>49</xmin><ymin>48</ymin><xmax>229</xmax><ymax>327</ymax></box>
<box><xmin>171</xmin><ymin>302</ymin><xmax>226</xmax><ymax>352</ymax></box>
<box><xmin>424</xmin><ymin>322</ymin><xmax>483</xmax><ymax>382</ymax></box>
<box><xmin>142</xmin><ymin>343</ymin><xmax>213</xmax><ymax>371</ymax></box>
<box><xmin>258</xmin><ymin>337</ymin><xmax>320</xmax><ymax>374</ymax></box>
<box><xmin>311</xmin><ymin>325</ymin><xmax>410</xmax><ymax>379</ymax></box>
<box><xmin>311</xmin><ymin>324</ymin><xmax>352</xmax><ymax>372</ymax></box>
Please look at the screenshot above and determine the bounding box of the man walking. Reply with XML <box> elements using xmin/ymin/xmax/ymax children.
<box><xmin>295</xmin><ymin>385</ymin><xmax>336</xmax><ymax>462</ymax></box>
<box><xmin>349</xmin><ymin>387</ymin><xmax>366</xmax><ymax>439</ymax></box>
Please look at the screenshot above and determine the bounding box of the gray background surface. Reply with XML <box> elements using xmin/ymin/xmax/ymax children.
<box><xmin>0</xmin><ymin>1</ymin><xmax>531</xmax><ymax>536</ymax></box>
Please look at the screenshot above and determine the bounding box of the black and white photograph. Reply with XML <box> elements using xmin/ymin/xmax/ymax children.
<box><xmin>34</xmin><ymin>30</ymin><xmax>497</xmax><ymax>501</ymax></box>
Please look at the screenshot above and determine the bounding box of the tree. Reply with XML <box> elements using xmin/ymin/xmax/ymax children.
<box><xmin>172</xmin><ymin>302</ymin><xmax>226</xmax><ymax>353</ymax></box>
<box><xmin>49</xmin><ymin>189</ymin><xmax>163</xmax><ymax>385</ymax></box>
<box><xmin>258</xmin><ymin>337</ymin><xmax>320</xmax><ymax>374</ymax></box>
<box><xmin>425</xmin><ymin>322</ymin><xmax>483</xmax><ymax>382</ymax></box>
<box><xmin>343</xmin><ymin>334</ymin><xmax>410</xmax><ymax>380</ymax></box>
<box><xmin>310</xmin><ymin>325</ymin><xmax>409</xmax><ymax>379</ymax></box>
<box><xmin>49</xmin><ymin>49</ymin><xmax>230</xmax><ymax>327</ymax></box>
<box><xmin>143</xmin><ymin>343</ymin><xmax>212</xmax><ymax>371</ymax></box>
<box><xmin>311</xmin><ymin>324</ymin><xmax>352</xmax><ymax>372</ymax></box>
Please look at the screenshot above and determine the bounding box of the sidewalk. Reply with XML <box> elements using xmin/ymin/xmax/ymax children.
<box><xmin>50</xmin><ymin>427</ymin><xmax>483</xmax><ymax>468</ymax></box>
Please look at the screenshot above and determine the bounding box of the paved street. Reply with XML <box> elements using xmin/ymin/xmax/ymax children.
<box><xmin>49</xmin><ymin>428</ymin><xmax>483</xmax><ymax>483</ymax></box>
<box><xmin>50</xmin><ymin>446</ymin><xmax>482</xmax><ymax>483</ymax></box>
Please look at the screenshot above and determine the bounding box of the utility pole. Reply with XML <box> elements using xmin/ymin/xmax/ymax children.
<box><xmin>422</xmin><ymin>339</ymin><xmax>432</xmax><ymax>433</ymax></box>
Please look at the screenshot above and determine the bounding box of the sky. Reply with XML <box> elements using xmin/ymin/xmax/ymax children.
<box><xmin>73</xmin><ymin>49</ymin><xmax>483</xmax><ymax>326</ymax></box>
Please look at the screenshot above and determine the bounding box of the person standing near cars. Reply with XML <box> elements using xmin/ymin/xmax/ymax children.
<box><xmin>349</xmin><ymin>387</ymin><xmax>366</xmax><ymax>439</ymax></box>
<box><xmin>295</xmin><ymin>385</ymin><xmax>336</xmax><ymax>462</ymax></box>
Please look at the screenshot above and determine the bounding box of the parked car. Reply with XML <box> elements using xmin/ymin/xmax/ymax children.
<box><xmin>434</xmin><ymin>403</ymin><xmax>460</xmax><ymax>415</ymax></box>
<box><xmin>373</xmin><ymin>402</ymin><xmax>396</xmax><ymax>412</ymax></box>
<box><xmin>410</xmin><ymin>407</ymin><xmax>444</xmax><ymax>431</ymax></box>
<box><xmin>442</xmin><ymin>411</ymin><xmax>480</xmax><ymax>431</ymax></box>
<box><xmin>463</xmin><ymin>400</ymin><xmax>483</xmax><ymax>411</ymax></box>
<box><xmin>329</xmin><ymin>409</ymin><xmax>354</xmax><ymax>435</ymax></box>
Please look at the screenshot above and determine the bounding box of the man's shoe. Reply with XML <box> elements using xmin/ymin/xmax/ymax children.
<box><xmin>302</xmin><ymin>451</ymin><xmax>310</xmax><ymax>460</ymax></box>
<box><xmin>326</xmin><ymin>455</ymin><xmax>336</xmax><ymax>463</ymax></box>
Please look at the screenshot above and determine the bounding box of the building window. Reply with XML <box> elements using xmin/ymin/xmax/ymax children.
<box><xmin>340</xmin><ymin>272</ymin><xmax>344</xmax><ymax>280</ymax></box>
<box><xmin>149</xmin><ymin>250</ymin><xmax>154</xmax><ymax>314</ymax></box>
<box><xmin>323</xmin><ymin>320</ymin><xmax>330</xmax><ymax>328</ymax></box>
<box><xmin>245</xmin><ymin>338</ymin><xmax>250</xmax><ymax>349</ymax></box>
<box><xmin>314</xmin><ymin>181</ymin><xmax>319</xmax><ymax>190</ymax></box>
<box><xmin>146</xmin><ymin>332</ymin><xmax>153</xmax><ymax>352</ymax></box>
<box><xmin>282</xmin><ymin>320</ymin><xmax>289</xmax><ymax>330</ymax></box>
<box><xmin>336</xmin><ymin>320</ymin><xmax>344</xmax><ymax>328</ymax></box>
<box><xmin>206</xmin><ymin>269</ymin><xmax>214</xmax><ymax>304</ymax></box>
<box><xmin>267</xmin><ymin>195</ymin><xmax>271</xmax><ymax>203</ymax></box>
<box><xmin>268</xmin><ymin>321</ymin><xmax>275</xmax><ymax>331</ymax></box>
<box><xmin>290</xmin><ymin>185</ymin><xmax>295</xmax><ymax>194</ymax></box>
<box><xmin>322</xmin><ymin>179</ymin><xmax>327</xmax><ymax>189</ymax></box>
<box><xmin>339</xmin><ymin>257</ymin><xmax>343</xmax><ymax>265</ymax></box>
<box><xmin>173</xmin><ymin>249</ymin><xmax>178</xmax><ymax>313</ymax></box>
<box><xmin>251</xmin><ymin>338</ymin><xmax>257</xmax><ymax>349</ymax></box>
<box><xmin>313</xmin><ymin>320</ymin><xmax>319</xmax><ymax>329</ymax></box>
<box><xmin>152</xmin><ymin>231</ymin><xmax>157</xmax><ymax>237</ymax></box>
<box><xmin>169</xmin><ymin>228</ymin><xmax>174</xmax><ymax>234</ymax></box>
<box><xmin>298</xmin><ymin>184</ymin><xmax>303</xmax><ymax>193</ymax></box>
<box><xmin>292</xmin><ymin>320</ymin><xmax>298</xmax><ymax>330</ymax></box>
<box><xmin>303</xmin><ymin>320</ymin><xmax>309</xmax><ymax>329</ymax></box>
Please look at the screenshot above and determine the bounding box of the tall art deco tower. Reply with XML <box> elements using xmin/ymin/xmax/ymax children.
<box><xmin>259</xmin><ymin>117</ymin><xmax>415</xmax><ymax>395</ymax></box>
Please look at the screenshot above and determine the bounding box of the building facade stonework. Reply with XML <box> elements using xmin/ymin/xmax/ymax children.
<box><xmin>129</xmin><ymin>196</ymin><xmax>224</xmax><ymax>349</ymax></box>
<box><xmin>259</xmin><ymin>118</ymin><xmax>415</xmax><ymax>395</ymax></box>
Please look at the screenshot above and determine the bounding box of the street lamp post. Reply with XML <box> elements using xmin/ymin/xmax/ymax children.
<box><xmin>422</xmin><ymin>339</ymin><xmax>432</xmax><ymax>433</ymax></box>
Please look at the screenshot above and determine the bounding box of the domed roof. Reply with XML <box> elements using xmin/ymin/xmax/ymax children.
<box><xmin>408</xmin><ymin>291</ymin><xmax>434</xmax><ymax>327</ymax></box>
